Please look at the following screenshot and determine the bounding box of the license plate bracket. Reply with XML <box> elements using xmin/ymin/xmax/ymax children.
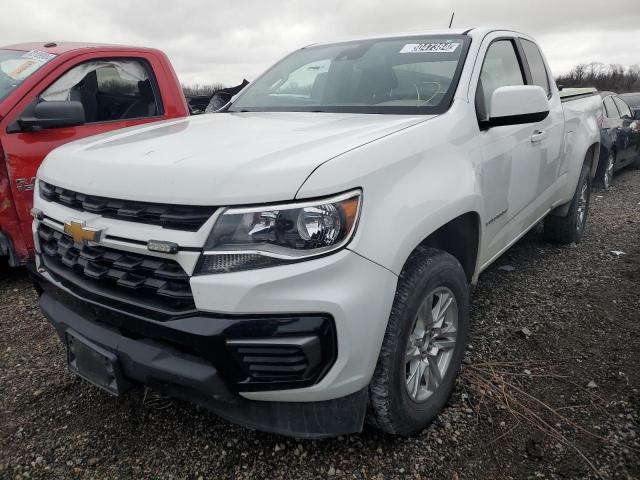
<box><xmin>66</xmin><ymin>330</ymin><xmax>124</xmax><ymax>396</ymax></box>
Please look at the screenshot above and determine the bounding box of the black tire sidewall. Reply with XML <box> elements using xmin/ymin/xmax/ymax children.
<box><xmin>543</xmin><ymin>163</ymin><xmax>592</xmax><ymax>244</ymax></box>
<box><xmin>574</xmin><ymin>165</ymin><xmax>591</xmax><ymax>240</ymax></box>
<box><xmin>382</xmin><ymin>250</ymin><xmax>469</xmax><ymax>433</ymax></box>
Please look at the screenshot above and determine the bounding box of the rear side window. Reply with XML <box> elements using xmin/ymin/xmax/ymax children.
<box><xmin>476</xmin><ymin>40</ymin><xmax>525</xmax><ymax>121</ymax></box>
<box><xmin>520</xmin><ymin>39</ymin><xmax>550</xmax><ymax>96</ymax></box>
<box><xmin>603</xmin><ymin>96</ymin><xmax>619</xmax><ymax>119</ymax></box>
<box><xmin>612</xmin><ymin>96</ymin><xmax>633</xmax><ymax>119</ymax></box>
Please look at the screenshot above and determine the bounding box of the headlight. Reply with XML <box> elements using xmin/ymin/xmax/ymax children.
<box><xmin>195</xmin><ymin>190</ymin><xmax>361</xmax><ymax>274</ymax></box>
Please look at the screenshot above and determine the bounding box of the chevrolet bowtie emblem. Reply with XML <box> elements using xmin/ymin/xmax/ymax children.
<box><xmin>63</xmin><ymin>220</ymin><xmax>103</xmax><ymax>245</ymax></box>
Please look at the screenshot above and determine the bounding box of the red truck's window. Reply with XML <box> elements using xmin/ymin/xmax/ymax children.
<box><xmin>40</xmin><ymin>59</ymin><xmax>159</xmax><ymax>122</ymax></box>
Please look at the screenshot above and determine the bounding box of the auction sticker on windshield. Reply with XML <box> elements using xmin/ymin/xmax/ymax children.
<box><xmin>3</xmin><ymin>50</ymin><xmax>56</xmax><ymax>80</ymax></box>
<box><xmin>400</xmin><ymin>42</ymin><xmax>460</xmax><ymax>53</ymax></box>
<box><xmin>22</xmin><ymin>50</ymin><xmax>57</xmax><ymax>63</ymax></box>
<box><xmin>0</xmin><ymin>49</ymin><xmax>57</xmax><ymax>102</ymax></box>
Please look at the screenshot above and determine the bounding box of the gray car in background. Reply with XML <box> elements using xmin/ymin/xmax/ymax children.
<box><xmin>619</xmin><ymin>92</ymin><xmax>640</xmax><ymax>119</ymax></box>
<box><xmin>596</xmin><ymin>92</ymin><xmax>640</xmax><ymax>189</ymax></box>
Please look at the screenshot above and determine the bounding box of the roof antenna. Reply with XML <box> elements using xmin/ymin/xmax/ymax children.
<box><xmin>448</xmin><ymin>12</ymin><xmax>455</xmax><ymax>28</ymax></box>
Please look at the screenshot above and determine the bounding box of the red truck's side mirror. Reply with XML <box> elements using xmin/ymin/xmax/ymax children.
<box><xmin>18</xmin><ymin>101</ymin><xmax>86</xmax><ymax>132</ymax></box>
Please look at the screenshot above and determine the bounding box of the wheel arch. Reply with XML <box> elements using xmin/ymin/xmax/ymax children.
<box><xmin>400</xmin><ymin>211</ymin><xmax>481</xmax><ymax>284</ymax></box>
<box><xmin>551</xmin><ymin>142</ymin><xmax>599</xmax><ymax>217</ymax></box>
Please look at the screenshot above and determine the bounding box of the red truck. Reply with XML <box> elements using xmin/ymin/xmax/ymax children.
<box><xmin>0</xmin><ymin>42</ymin><xmax>189</xmax><ymax>266</ymax></box>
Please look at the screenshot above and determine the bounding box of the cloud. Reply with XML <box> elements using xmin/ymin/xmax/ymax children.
<box><xmin>2</xmin><ymin>0</ymin><xmax>638</xmax><ymax>85</ymax></box>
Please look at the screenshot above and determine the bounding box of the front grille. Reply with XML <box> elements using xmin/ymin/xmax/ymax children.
<box><xmin>39</xmin><ymin>181</ymin><xmax>215</xmax><ymax>231</ymax></box>
<box><xmin>38</xmin><ymin>223</ymin><xmax>195</xmax><ymax>314</ymax></box>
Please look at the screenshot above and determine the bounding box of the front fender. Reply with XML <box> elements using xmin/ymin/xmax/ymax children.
<box><xmin>296</xmin><ymin>107</ymin><xmax>483</xmax><ymax>275</ymax></box>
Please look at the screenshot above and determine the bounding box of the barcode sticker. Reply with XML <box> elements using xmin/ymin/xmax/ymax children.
<box><xmin>400</xmin><ymin>42</ymin><xmax>460</xmax><ymax>54</ymax></box>
<box><xmin>22</xmin><ymin>50</ymin><xmax>57</xmax><ymax>63</ymax></box>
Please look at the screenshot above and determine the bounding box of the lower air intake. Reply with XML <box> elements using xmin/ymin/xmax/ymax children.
<box><xmin>226</xmin><ymin>336</ymin><xmax>322</xmax><ymax>384</ymax></box>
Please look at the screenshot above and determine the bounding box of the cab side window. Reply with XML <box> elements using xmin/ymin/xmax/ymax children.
<box><xmin>476</xmin><ymin>40</ymin><xmax>525</xmax><ymax>122</ymax></box>
<box><xmin>40</xmin><ymin>59</ymin><xmax>159</xmax><ymax>123</ymax></box>
<box><xmin>612</xmin><ymin>96</ymin><xmax>633</xmax><ymax>119</ymax></box>
<box><xmin>603</xmin><ymin>96</ymin><xmax>619</xmax><ymax>119</ymax></box>
<box><xmin>520</xmin><ymin>39</ymin><xmax>550</xmax><ymax>96</ymax></box>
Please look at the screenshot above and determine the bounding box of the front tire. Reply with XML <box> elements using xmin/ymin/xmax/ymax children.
<box><xmin>367</xmin><ymin>247</ymin><xmax>469</xmax><ymax>436</ymax></box>
<box><xmin>544</xmin><ymin>164</ymin><xmax>591</xmax><ymax>244</ymax></box>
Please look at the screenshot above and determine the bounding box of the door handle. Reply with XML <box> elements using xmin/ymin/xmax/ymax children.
<box><xmin>531</xmin><ymin>130</ymin><xmax>547</xmax><ymax>143</ymax></box>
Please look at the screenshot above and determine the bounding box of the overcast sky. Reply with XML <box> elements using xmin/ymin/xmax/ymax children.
<box><xmin>2</xmin><ymin>0</ymin><xmax>639</xmax><ymax>86</ymax></box>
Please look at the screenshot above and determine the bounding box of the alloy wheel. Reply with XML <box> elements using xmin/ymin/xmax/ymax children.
<box><xmin>405</xmin><ymin>287</ymin><xmax>458</xmax><ymax>402</ymax></box>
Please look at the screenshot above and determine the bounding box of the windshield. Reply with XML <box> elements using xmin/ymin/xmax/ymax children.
<box><xmin>230</xmin><ymin>35</ymin><xmax>470</xmax><ymax>115</ymax></box>
<box><xmin>0</xmin><ymin>49</ymin><xmax>56</xmax><ymax>102</ymax></box>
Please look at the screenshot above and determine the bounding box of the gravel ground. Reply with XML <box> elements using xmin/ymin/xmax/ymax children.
<box><xmin>1</xmin><ymin>168</ymin><xmax>639</xmax><ymax>480</ymax></box>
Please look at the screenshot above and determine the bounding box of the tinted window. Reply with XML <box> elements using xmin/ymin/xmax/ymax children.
<box><xmin>603</xmin><ymin>96</ymin><xmax>619</xmax><ymax>119</ymax></box>
<box><xmin>613</xmin><ymin>96</ymin><xmax>633</xmax><ymax>118</ymax></box>
<box><xmin>476</xmin><ymin>40</ymin><xmax>525</xmax><ymax>121</ymax></box>
<box><xmin>520</xmin><ymin>39</ymin><xmax>550</xmax><ymax>96</ymax></box>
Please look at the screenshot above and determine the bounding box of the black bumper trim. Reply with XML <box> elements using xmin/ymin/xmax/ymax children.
<box><xmin>30</xmin><ymin>268</ymin><xmax>365</xmax><ymax>438</ymax></box>
<box><xmin>31</xmin><ymin>263</ymin><xmax>337</xmax><ymax>391</ymax></box>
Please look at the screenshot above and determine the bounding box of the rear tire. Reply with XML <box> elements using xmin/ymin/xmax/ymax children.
<box><xmin>367</xmin><ymin>247</ymin><xmax>469</xmax><ymax>436</ymax></box>
<box><xmin>544</xmin><ymin>164</ymin><xmax>591</xmax><ymax>244</ymax></box>
<box><xmin>595</xmin><ymin>150</ymin><xmax>615</xmax><ymax>190</ymax></box>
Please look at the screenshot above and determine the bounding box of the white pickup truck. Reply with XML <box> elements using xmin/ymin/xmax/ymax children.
<box><xmin>30</xmin><ymin>28</ymin><xmax>601</xmax><ymax>438</ymax></box>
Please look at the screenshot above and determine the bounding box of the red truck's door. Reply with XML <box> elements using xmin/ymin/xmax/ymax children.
<box><xmin>0</xmin><ymin>51</ymin><xmax>178</xmax><ymax>262</ymax></box>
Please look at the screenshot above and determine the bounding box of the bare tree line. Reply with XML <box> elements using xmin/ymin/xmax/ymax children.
<box><xmin>181</xmin><ymin>82</ymin><xmax>226</xmax><ymax>97</ymax></box>
<box><xmin>556</xmin><ymin>63</ymin><xmax>640</xmax><ymax>93</ymax></box>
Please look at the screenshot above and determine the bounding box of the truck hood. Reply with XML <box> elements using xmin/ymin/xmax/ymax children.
<box><xmin>38</xmin><ymin>112</ymin><xmax>429</xmax><ymax>205</ymax></box>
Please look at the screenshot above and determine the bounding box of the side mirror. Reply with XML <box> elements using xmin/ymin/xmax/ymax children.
<box><xmin>18</xmin><ymin>101</ymin><xmax>86</xmax><ymax>131</ymax></box>
<box><xmin>481</xmin><ymin>86</ymin><xmax>550</xmax><ymax>129</ymax></box>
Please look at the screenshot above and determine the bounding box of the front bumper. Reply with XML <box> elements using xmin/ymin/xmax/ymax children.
<box><xmin>31</xmin><ymin>270</ymin><xmax>368</xmax><ymax>438</ymax></box>
<box><xmin>30</xmin><ymin>243</ymin><xmax>398</xmax><ymax>437</ymax></box>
